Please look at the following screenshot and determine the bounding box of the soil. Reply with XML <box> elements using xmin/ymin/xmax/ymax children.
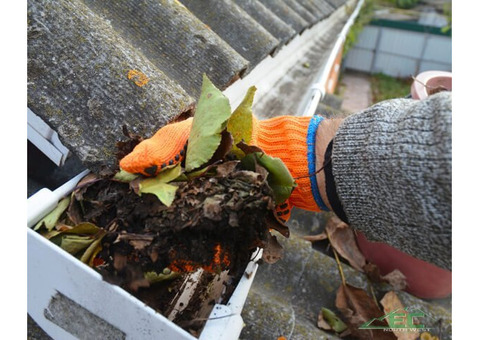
<box><xmin>52</xmin><ymin>161</ymin><xmax>286</xmax><ymax>336</ymax></box>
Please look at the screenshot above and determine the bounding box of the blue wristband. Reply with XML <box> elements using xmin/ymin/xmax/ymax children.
<box><xmin>306</xmin><ymin>115</ymin><xmax>330</xmax><ymax>211</ymax></box>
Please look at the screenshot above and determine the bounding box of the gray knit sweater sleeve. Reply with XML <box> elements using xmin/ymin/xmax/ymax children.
<box><xmin>331</xmin><ymin>92</ymin><xmax>451</xmax><ymax>270</ymax></box>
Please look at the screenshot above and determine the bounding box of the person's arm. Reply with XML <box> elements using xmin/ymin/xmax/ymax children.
<box><xmin>316</xmin><ymin>91</ymin><xmax>452</xmax><ymax>270</ymax></box>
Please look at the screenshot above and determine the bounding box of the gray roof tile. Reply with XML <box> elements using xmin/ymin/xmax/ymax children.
<box><xmin>28</xmin><ymin>0</ymin><xmax>195</xmax><ymax>173</ymax></box>
<box><xmin>282</xmin><ymin>0</ymin><xmax>318</xmax><ymax>26</ymax></box>
<box><xmin>179</xmin><ymin>0</ymin><xmax>279</xmax><ymax>72</ymax></box>
<box><xmin>83</xmin><ymin>0</ymin><xmax>249</xmax><ymax>97</ymax></box>
<box><xmin>296</xmin><ymin>0</ymin><xmax>328</xmax><ymax>20</ymax></box>
<box><xmin>28</xmin><ymin>0</ymin><xmax>349</xmax><ymax>172</ymax></box>
<box><xmin>233</xmin><ymin>0</ymin><xmax>297</xmax><ymax>48</ymax></box>
<box><xmin>258</xmin><ymin>0</ymin><xmax>310</xmax><ymax>33</ymax></box>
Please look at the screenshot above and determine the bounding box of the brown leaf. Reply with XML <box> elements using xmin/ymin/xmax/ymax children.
<box><xmin>364</xmin><ymin>263</ymin><xmax>407</xmax><ymax>291</ymax></box>
<box><xmin>265</xmin><ymin>213</ymin><xmax>290</xmax><ymax>238</ymax></box>
<box><xmin>317</xmin><ymin>312</ymin><xmax>332</xmax><ymax>331</ymax></box>
<box><xmin>262</xmin><ymin>233</ymin><xmax>283</xmax><ymax>264</ymax></box>
<box><xmin>363</xmin><ymin>262</ymin><xmax>383</xmax><ymax>283</ymax></box>
<box><xmin>117</xmin><ymin>233</ymin><xmax>155</xmax><ymax>251</ymax></box>
<box><xmin>380</xmin><ymin>291</ymin><xmax>419</xmax><ymax>340</ymax></box>
<box><xmin>113</xmin><ymin>253</ymin><xmax>128</xmax><ymax>271</ymax></box>
<box><xmin>303</xmin><ymin>232</ymin><xmax>328</xmax><ymax>242</ymax></box>
<box><xmin>254</xmin><ymin>163</ymin><xmax>269</xmax><ymax>183</ymax></box>
<box><xmin>73</xmin><ymin>173</ymin><xmax>100</xmax><ymax>201</ymax></box>
<box><xmin>382</xmin><ymin>270</ymin><xmax>407</xmax><ymax>291</ymax></box>
<box><xmin>206</xmin><ymin>130</ymin><xmax>233</xmax><ymax>166</ymax></box>
<box><xmin>67</xmin><ymin>196</ymin><xmax>83</xmax><ymax>225</ymax></box>
<box><xmin>236</xmin><ymin>141</ymin><xmax>264</xmax><ymax>155</ymax></box>
<box><xmin>326</xmin><ymin>216</ymin><xmax>366</xmax><ymax>271</ymax></box>
<box><xmin>214</xmin><ymin>160</ymin><xmax>240</xmax><ymax>177</ymax></box>
<box><xmin>335</xmin><ymin>284</ymin><xmax>396</xmax><ymax>340</ymax></box>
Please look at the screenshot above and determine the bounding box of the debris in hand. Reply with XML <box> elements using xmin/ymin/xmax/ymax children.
<box><xmin>34</xmin><ymin>74</ymin><xmax>294</xmax><ymax>335</ymax></box>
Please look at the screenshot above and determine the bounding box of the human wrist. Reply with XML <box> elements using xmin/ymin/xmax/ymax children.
<box><xmin>314</xmin><ymin>118</ymin><xmax>344</xmax><ymax>210</ymax></box>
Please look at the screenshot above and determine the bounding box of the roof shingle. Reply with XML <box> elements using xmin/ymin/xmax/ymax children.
<box><xmin>82</xmin><ymin>0</ymin><xmax>249</xmax><ymax>97</ymax></box>
<box><xmin>179</xmin><ymin>0</ymin><xmax>279</xmax><ymax>72</ymax></box>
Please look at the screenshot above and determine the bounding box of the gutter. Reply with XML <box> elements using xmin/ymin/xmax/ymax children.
<box><xmin>300</xmin><ymin>0</ymin><xmax>366</xmax><ymax>117</ymax></box>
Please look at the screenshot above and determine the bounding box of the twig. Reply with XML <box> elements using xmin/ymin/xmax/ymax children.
<box><xmin>327</xmin><ymin>232</ymin><xmax>346</xmax><ymax>286</ymax></box>
<box><xmin>368</xmin><ymin>280</ymin><xmax>380</xmax><ymax>310</ymax></box>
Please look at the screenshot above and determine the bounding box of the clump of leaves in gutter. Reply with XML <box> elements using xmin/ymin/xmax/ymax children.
<box><xmin>34</xmin><ymin>74</ymin><xmax>294</xmax><ymax>333</ymax></box>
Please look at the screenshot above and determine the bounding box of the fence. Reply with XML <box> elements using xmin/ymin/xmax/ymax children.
<box><xmin>343</xmin><ymin>19</ymin><xmax>452</xmax><ymax>78</ymax></box>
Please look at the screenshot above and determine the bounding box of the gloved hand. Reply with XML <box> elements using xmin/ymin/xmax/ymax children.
<box><xmin>120</xmin><ymin>115</ymin><xmax>331</xmax><ymax>221</ymax></box>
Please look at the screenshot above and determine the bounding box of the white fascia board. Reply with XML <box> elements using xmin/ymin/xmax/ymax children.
<box><xmin>28</xmin><ymin>107</ymin><xmax>70</xmax><ymax>166</ymax></box>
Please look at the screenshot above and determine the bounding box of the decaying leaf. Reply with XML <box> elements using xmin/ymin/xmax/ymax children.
<box><xmin>303</xmin><ymin>232</ymin><xmax>328</xmax><ymax>242</ymax></box>
<box><xmin>185</xmin><ymin>74</ymin><xmax>232</xmax><ymax>172</ymax></box>
<box><xmin>236</xmin><ymin>140</ymin><xmax>264</xmax><ymax>155</ymax></box>
<box><xmin>48</xmin><ymin>222</ymin><xmax>104</xmax><ymax>260</ymax></box>
<box><xmin>364</xmin><ymin>263</ymin><xmax>408</xmax><ymax>291</ymax></box>
<box><xmin>380</xmin><ymin>291</ymin><xmax>419</xmax><ymax>340</ymax></box>
<box><xmin>34</xmin><ymin>196</ymin><xmax>71</xmax><ymax>231</ymax></box>
<box><xmin>80</xmin><ymin>230</ymin><xmax>106</xmax><ymax>264</ymax></box>
<box><xmin>382</xmin><ymin>269</ymin><xmax>407</xmax><ymax>291</ymax></box>
<box><xmin>326</xmin><ymin>216</ymin><xmax>366</xmax><ymax>271</ymax></box>
<box><xmin>53</xmin><ymin>234</ymin><xmax>96</xmax><ymax>256</ymax></box>
<box><xmin>227</xmin><ymin>86</ymin><xmax>256</xmax><ymax>158</ymax></box>
<box><xmin>265</xmin><ymin>213</ymin><xmax>290</xmax><ymax>238</ymax></box>
<box><xmin>241</xmin><ymin>152</ymin><xmax>295</xmax><ymax>204</ymax></box>
<box><xmin>318</xmin><ymin>307</ymin><xmax>348</xmax><ymax>333</ymax></box>
<box><xmin>117</xmin><ymin>233</ymin><xmax>155</xmax><ymax>251</ymax></box>
<box><xmin>60</xmin><ymin>222</ymin><xmax>101</xmax><ymax>235</ymax></box>
<box><xmin>214</xmin><ymin>160</ymin><xmax>240</xmax><ymax>177</ymax></box>
<box><xmin>261</xmin><ymin>233</ymin><xmax>283</xmax><ymax>264</ymax></box>
<box><xmin>317</xmin><ymin>310</ymin><xmax>332</xmax><ymax>331</ymax></box>
<box><xmin>204</xmin><ymin>130</ymin><xmax>233</xmax><ymax>166</ymax></box>
<box><xmin>335</xmin><ymin>284</ymin><xmax>396</xmax><ymax>340</ymax></box>
<box><xmin>144</xmin><ymin>268</ymin><xmax>180</xmax><ymax>284</ymax></box>
<box><xmin>73</xmin><ymin>173</ymin><xmax>99</xmax><ymax>201</ymax></box>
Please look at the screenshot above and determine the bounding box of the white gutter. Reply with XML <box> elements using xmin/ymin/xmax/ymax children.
<box><xmin>301</xmin><ymin>0</ymin><xmax>365</xmax><ymax>116</ymax></box>
<box><xmin>223</xmin><ymin>2</ymin><xmax>353</xmax><ymax>112</ymax></box>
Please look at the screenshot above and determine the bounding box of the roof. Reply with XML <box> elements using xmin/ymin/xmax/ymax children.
<box><xmin>28</xmin><ymin>0</ymin><xmax>347</xmax><ymax>173</ymax></box>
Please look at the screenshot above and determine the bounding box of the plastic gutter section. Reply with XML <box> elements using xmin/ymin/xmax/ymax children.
<box><xmin>223</xmin><ymin>0</ymin><xmax>355</xmax><ymax>113</ymax></box>
<box><xmin>301</xmin><ymin>0</ymin><xmax>365</xmax><ymax>116</ymax></box>
<box><xmin>27</xmin><ymin>172</ymin><xmax>265</xmax><ymax>340</ymax></box>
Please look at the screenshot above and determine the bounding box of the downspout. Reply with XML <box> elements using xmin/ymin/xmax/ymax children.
<box><xmin>301</xmin><ymin>0</ymin><xmax>366</xmax><ymax>117</ymax></box>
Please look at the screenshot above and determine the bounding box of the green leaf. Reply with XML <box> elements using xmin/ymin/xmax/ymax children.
<box><xmin>227</xmin><ymin>86</ymin><xmax>256</xmax><ymax>158</ymax></box>
<box><xmin>153</xmin><ymin>163</ymin><xmax>182</xmax><ymax>183</ymax></box>
<box><xmin>185</xmin><ymin>74</ymin><xmax>232</xmax><ymax>172</ymax></box>
<box><xmin>144</xmin><ymin>268</ymin><xmax>180</xmax><ymax>284</ymax></box>
<box><xmin>113</xmin><ymin>169</ymin><xmax>139</xmax><ymax>182</ymax></box>
<box><xmin>80</xmin><ymin>230</ymin><xmax>106</xmax><ymax>265</ymax></box>
<box><xmin>139</xmin><ymin>182</ymin><xmax>177</xmax><ymax>206</ymax></box>
<box><xmin>48</xmin><ymin>222</ymin><xmax>104</xmax><ymax>257</ymax></box>
<box><xmin>56</xmin><ymin>235</ymin><xmax>95</xmax><ymax>255</ymax></box>
<box><xmin>241</xmin><ymin>153</ymin><xmax>295</xmax><ymax>204</ymax></box>
<box><xmin>138</xmin><ymin>164</ymin><xmax>181</xmax><ymax>206</ymax></box>
<box><xmin>34</xmin><ymin>196</ymin><xmax>71</xmax><ymax>231</ymax></box>
<box><xmin>62</xmin><ymin>222</ymin><xmax>101</xmax><ymax>235</ymax></box>
<box><xmin>321</xmin><ymin>307</ymin><xmax>348</xmax><ymax>333</ymax></box>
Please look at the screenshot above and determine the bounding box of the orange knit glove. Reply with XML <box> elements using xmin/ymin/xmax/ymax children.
<box><xmin>120</xmin><ymin>115</ymin><xmax>329</xmax><ymax>221</ymax></box>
